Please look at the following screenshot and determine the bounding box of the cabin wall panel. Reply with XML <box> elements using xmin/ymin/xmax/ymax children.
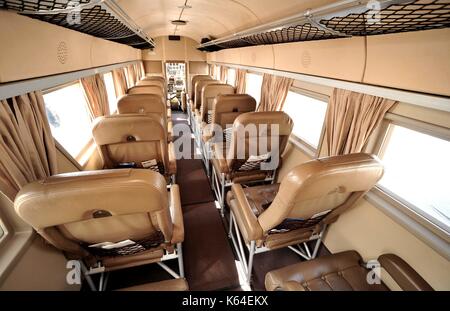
<box><xmin>364</xmin><ymin>29</ymin><xmax>450</xmax><ymax>97</ymax></box>
<box><xmin>0</xmin><ymin>236</ymin><xmax>79</xmax><ymax>291</ymax></box>
<box><xmin>144</xmin><ymin>61</ymin><xmax>164</xmax><ymax>74</ymax></box>
<box><xmin>141</xmin><ymin>36</ymin><xmax>206</xmax><ymax>63</ymax></box>
<box><xmin>273</xmin><ymin>38</ymin><xmax>366</xmax><ymax>82</ymax></box>
<box><xmin>240</xmin><ymin>45</ymin><xmax>274</xmax><ymax>69</ymax></box>
<box><xmin>0</xmin><ymin>11</ymin><xmax>140</xmax><ymax>84</ymax></box>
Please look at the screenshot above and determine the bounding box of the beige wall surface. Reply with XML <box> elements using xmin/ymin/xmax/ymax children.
<box><xmin>141</xmin><ymin>36</ymin><xmax>206</xmax><ymax>62</ymax></box>
<box><xmin>207</xmin><ymin>29</ymin><xmax>450</xmax><ymax>96</ymax></box>
<box><xmin>0</xmin><ymin>236</ymin><xmax>80</xmax><ymax>291</ymax></box>
<box><xmin>0</xmin><ymin>11</ymin><xmax>141</xmax><ymax>83</ymax></box>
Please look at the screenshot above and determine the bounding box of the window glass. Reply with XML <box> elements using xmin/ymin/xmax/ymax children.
<box><xmin>245</xmin><ymin>73</ymin><xmax>263</xmax><ymax>105</ymax></box>
<box><xmin>227</xmin><ymin>68</ymin><xmax>236</xmax><ymax>87</ymax></box>
<box><xmin>103</xmin><ymin>72</ymin><xmax>117</xmax><ymax>113</ymax></box>
<box><xmin>379</xmin><ymin>125</ymin><xmax>450</xmax><ymax>232</ymax></box>
<box><xmin>43</xmin><ymin>82</ymin><xmax>92</xmax><ymax>159</ymax></box>
<box><xmin>283</xmin><ymin>91</ymin><xmax>328</xmax><ymax>149</ymax></box>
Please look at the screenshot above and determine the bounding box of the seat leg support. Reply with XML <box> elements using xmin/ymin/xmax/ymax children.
<box><xmin>80</xmin><ymin>261</ymin><xmax>97</xmax><ymax>291</ymax></box>
<box><xmin>177</xmin><ymin>242</ymin><xmax>185</xmax><ymax>278</ymax></box>
<box><xmin>157</xmin><ymin>262</ymin><xmax>180</xmax><ymax>279</ymax></box>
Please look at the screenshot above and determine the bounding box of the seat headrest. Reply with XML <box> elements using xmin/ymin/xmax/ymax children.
<box><xmin>128</xmin><ymin>85</ymin><xmax>164</xmax><ymax>98</ymax></box>
<box><xmin>282</xmin><ymin>153</ymin><xmax>384</xmax><ymax>201</ymax></box>
<box><xmin>92</xmin><ymin>114</ymin><xmax>166</xmax><ymax>146</ymax></box>
<box><xmin>143</xmin><ymin>76</ymin><xmax>165</xmax><ymax>82</ymax></box>
<box><xmin>195</xmin><ymin>80</ymin><xmax>217</xmax><ymax>107</ymax></box>
<box><xmin>202</xmin><ymin>84</ymin><xmax>235</xmax><ymax>98</ymax></box>
<box><xmin>214</xmin><ymin>94</ymin><xmax>256</xmax><ymax>113</ymax></box>
<box><xmin>136</xmin><ymin>80</ymin><xmax>164</xmax><ymax>88</ymax></box>
<box><xmin>233</xmin><ymin>111</ymin><xmax>293</xmax><ymax>136</ymax></box>
<box><xmin>190</xmin><ymin>75</ymin><xmax>212</xmax><ymax>98</ymax></box>
<box><xmin>14</xmin><ymin>169</ymin><xmax>168</xmax><ymax>230</ymax></box>
<box><xmin>117</xmin><ymin>94</ymin><xmax>165</xmax><ymax>114</ymax></box>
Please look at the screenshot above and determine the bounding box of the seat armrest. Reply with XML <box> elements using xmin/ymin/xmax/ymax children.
<box><xmin>378</xmin><ymin>254</ymin><xmax>433</xmax><ymax>291</ymax></box>
<box><xmin>168</xmin><ymin>142</ymin><xmax>177</xmax><ymax>175</ymax></box>
<box><xmin>228</xmin><ymin>184</ymin><xmax>264</xmax><ymax>242</ymax></box>
<box><xmin>170</xmin><ymin>184</ymin><xmax>184</xmax><ymax>244</ymax></box>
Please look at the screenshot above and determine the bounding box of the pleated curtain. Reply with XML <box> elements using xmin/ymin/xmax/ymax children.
<box><xmin>220</xmin><ymin>66</ymin><xmax>228</xmax><ymax>84</ymax></box>
<box><xmin>0</xmin><ymin>91</ymin><xmax>58</xmax><ymax>200</ymax></box>
<box><xmin>80</xmin><ymin>74</ymin><xmax>110</xmax><ymax>120</ymax></box>
<box><xmin>257</xmin><ymin>73</ymin><xmax>293</xmax><ymax>111</ymax></box>
<box><xmin>112</xmin><ymin>68</ymin><xmax>128</xmax><ymax>97</ymax></box>
<box><xmin>325</xmin><ymin>88</ymin><xmax>397</xmax><ymax>156</ymax></box>
<box><xmin>235</xmin><ymin>69</ymin><xmax>247</xmax><ymax>94</ymax></box>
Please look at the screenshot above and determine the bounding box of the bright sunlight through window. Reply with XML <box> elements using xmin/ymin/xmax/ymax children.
<box><xmin>227</xmin><ymin>68</ymin><xmax>236</xmax><ymax>87</ymax></box>
<box><xmin>283</xmin><ymin>91</ymin><xmax>328</xmax><ymax>149</ymax></box>
<box><xmin>44</xmin><ymin>82</ymin><xmax>92</xmax><ymax>159</ymax></box>
<box><xmin>379</xmin><ymin>125</ymin><xmax>450</xmax><ymax>232</ymax></box>
<box><xmin>103</xmin><ymin>72</ymin><xmax>117</xmax><ymax>113</ymax></box>
<box><xmin>245</xmin><ymin>73</ymin><xmax>263</xmax><ymax>106</ymax></box>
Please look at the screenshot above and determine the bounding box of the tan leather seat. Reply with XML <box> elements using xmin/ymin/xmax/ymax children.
<box><xmin>202</xmin><ymin>94</ymin><xmax>256</xmax><ymax>143</ymax></box>
<box><xmin>189</xmin><ymin>74</ymin><xmax>212</xmax><ymax>106</ymax></box>
<box><xmin>143</xmin><ymin>75</ymin><xmax>165</xmax><ymax>83</ymax></box>
<box><xmin>92</xmin><ymin>114</ymin><xmax>176</xmax><ymax>181</ymax></box>
<box><xmin>198</xmin><ymin>83</ymin><xmax>235</xmax><ymax>127</ymax></box>
<box><xmin>265</xmin><ymin>250</ymin><xmax>433</xmax><ymax>291</ymax></box>
<box><xmin>226</xmin><ymin>153</ymin><xmax>384</xmax><ymax>284</ymax></box>
<box><xmin>136</xmin><ymin>79</ymin><xmax>165</xmax><ymax>90</ymax></box>
<box><xmin>117</xmin><ymin>94</ymin><xmax>173</xmax><ymax>141</ymax></box>
<box><xmin>14</xmin><ymin>169</ymin><xmax>184</xmax><ymax>290</ymax></box>
<box><xmin>211</xmin><ymin>111</ymin><xmax>293</xmax><ymax>212</ymax></box>
<box><xmin>127</xmin><ymin>85</ymin><xmax>171</xmax><ymax>119</ymax></box>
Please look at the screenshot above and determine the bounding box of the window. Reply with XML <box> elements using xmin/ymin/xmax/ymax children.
<box><xmin>378</xmin><ymin>124</ymin><xmax>450</xmax><ymax>233</ymax></box>
<box><xmin>103</xmin><ymin>72</ymin><xmax>117</xmax><ymax>113</ymax></box>
<box><xmin>43</xmin><ymin>82</ymin><xmax>93</xmax><ymax>160</ymax></box>
<box><xmin>0</xmin><ymin>224</ymin><xmax>4</xmax><ymax>240</ymax></box>
<box><xmin>227</xmin><ymin>68</ymin><xmax>236</xmax><ymax>87</ymax></box>
<box><xmin>123</xmin><ymin>67</ymin><xmax>130</xmax><ymax>88</ymax></box>
<box><xmin>245</xmin><ymin>73</ymin><xmax>263</xmax><ymax>105</ymax></box>
<box><xmin>283</xmin><ymin>90</ymin><xmax>328</xmax><ymax>149</ymax></box>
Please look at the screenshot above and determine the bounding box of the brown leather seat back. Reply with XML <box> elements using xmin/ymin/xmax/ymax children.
<box><xmin>143</xmin><ymin>76</ymin><xmax>165</xmax><ymax>83</ymax></box>
<box><xmin>194</xmin><ymin>79</ymin><xmax>217</xmax><ymax>111</ymax></box>
<box><xmin>14</xmin><ymin>169</ymin><xmax>171</xmax><ymax>258</ymax></box>
<box><xmin>117</xmin><ymin>94</ymin><xmax>166</xmax><ymax>115</ymax></box>
<box><xmin>92</xmin><ymin>114</ymin><xmax>169</xmax><ymax>173</ymax></box>
<box><xmin>200</xmin><ymin>84</ymin><xmax>235</xmax><ymax>123</ymax></box>
<box><xmin>128</xmin><ymin>85</ymin><xmax>165</xmax><ymax>100</ymax></box>
<box><xmin>190</xmin><ymin>74</ymin><xmax>212</xmax><ymax>100</ymax></box>
<box><xmin>136</xmin><ymin>79</ymin><xmax>165</xmax><ymax>90</ymax></box>
<box><xmin>258</xmin><ymin>153</ymin><xmax>384</xmax><ymax>232</ymax></box>
<box><xmin>212</xmin><ymin>94</ymin><xmax>257</xmax><ymax>128</ymax></box>
<box><xmin>226</xmin><ymin>111</ymin><xmax>293</xmax><ymax>172</ymax></box>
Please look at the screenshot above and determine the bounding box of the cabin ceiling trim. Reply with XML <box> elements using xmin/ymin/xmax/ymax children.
<box><xmin>210</xmin><ymin>61</ymin><xmax>450</xmax><ymax>113</ymax></box>
<box><xmin>0</xmin><ymin>0</ymin><xmax>154</xmax><ymax>49</ymax></box>
<box><xmin>198</xmin><ymin>0</ymin><xmax>450</xmax><ymax>51</ymax></box>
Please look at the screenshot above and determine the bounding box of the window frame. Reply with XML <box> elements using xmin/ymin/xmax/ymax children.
<box><xmin>43</xmin><ymin>80</ymin><xmax>94</xmax><ymax>166</ymax></box>
<box><xmin>284</xmin><ymin>87</ymin><xmax>329</xmax><ymax>158</ymax></box>
<box><xmin>368</xmin><ymin>113</ymin><xmax>450</xmax><ymax>243</ymax></box>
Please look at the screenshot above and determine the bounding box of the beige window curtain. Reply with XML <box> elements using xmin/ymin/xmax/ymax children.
<box><xmin>325</xmin><ymin>88</ymin><xmax>397</xmax><ymax>156</ymax></box>
<box><xmin>235</xmin><ymin>69</ymin><xmax>247</xmax><ymax>94</ymax></box>
<box><xmin>139</xmin><ymin>61</ymin><xmax>145</xmax><ymax>79</ymax></box>
<box><xmin>80</xmin><ymin>74</ymin><xmax>110</xmax><ymax>120</ymax></box>
<box><xmin>220</xmin><ymin>66</ymin><xmax>228</xmax><ymax>84</ymax></box>
<box><xmin>127</xmin><ymin>65</ymin><xmax>136</xmax><ymax>87</ymax></box>
<box><xmin>0</xmin><ymin>91</ymin><xmax>58</xmax><ymax>200</ymax></box>
<box><xmin>112</xmin><ymin>68</ymin><xmax>128</xmax><ymax>97</ymax></box>
<box><xmin>257</xmin><ymin>73</ymin><xmax>293</xmax><ymax>111</ymax></box>
<box><xmin>134</xmin><ymin>63</ymin><xmax>141</xmax><ymax>82</ymax></box>
<box><xmin>210</xmin><ymin>65</ymin><xmax>217</xmax><ymax>80</ymax></box>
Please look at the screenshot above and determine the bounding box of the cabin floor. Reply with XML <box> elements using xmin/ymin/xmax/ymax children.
<box><xmin>92</xmin><ymin>111</ymin><xmax>330</xmax><ymax>291</ymax></box>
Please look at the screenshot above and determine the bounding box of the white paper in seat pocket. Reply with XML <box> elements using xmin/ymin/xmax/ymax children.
<box><xmin>247</xmin><ymin>153</ymin><xmax>271</xmax><ymax>163</ymax></box>
<box><xmin>88</xmin><ymin>240</ymin><xmax>136</xmax><ymax>249</ymax></box>
<box><xmin>311</xmin><ymin>209</ymin><xmax>332</xmax><ymax>219</ymax></box>
<box><xmin>141</xmin><ymin>159</ymin><xmax>157</xmax><ymax>168</ymax></box>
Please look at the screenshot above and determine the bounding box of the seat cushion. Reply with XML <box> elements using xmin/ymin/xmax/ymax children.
<box><xmin>265</xmin><ymin>251</ymin><xmax>388</xmax><ymax>291</ymax></box>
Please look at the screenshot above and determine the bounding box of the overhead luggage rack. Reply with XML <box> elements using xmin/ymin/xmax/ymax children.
<box><xmin>198</xmin><ymin>0</ymin><xmax>450</xmax><ymax>51</ymax></box>
<box><xmin>0</xmin><ymin>0</ymin><xmax>154</xmax><ymax>49</ymax></box>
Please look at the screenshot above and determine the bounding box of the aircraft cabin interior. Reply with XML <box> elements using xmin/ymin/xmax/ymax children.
<box><xmin>0</xmin><ymin>0</ymin><xmax>449</xmax><ymax>298</ymax></box>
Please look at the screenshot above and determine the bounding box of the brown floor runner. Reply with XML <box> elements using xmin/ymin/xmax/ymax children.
<box><xmin>182</xmin><ymin>202</ymin><xmax>240</xmax><ymax>290</ymax></box>
<box><xmin>176</xmin><ymin>159</ymin><xmax>215</xmax><ymax>205</ymax></box>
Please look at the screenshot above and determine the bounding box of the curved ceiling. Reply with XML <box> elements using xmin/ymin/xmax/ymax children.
<box><xmin>116</xmin><ymin>0</ymin><xmax>337</xmax><ymax>43</ymax></box>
